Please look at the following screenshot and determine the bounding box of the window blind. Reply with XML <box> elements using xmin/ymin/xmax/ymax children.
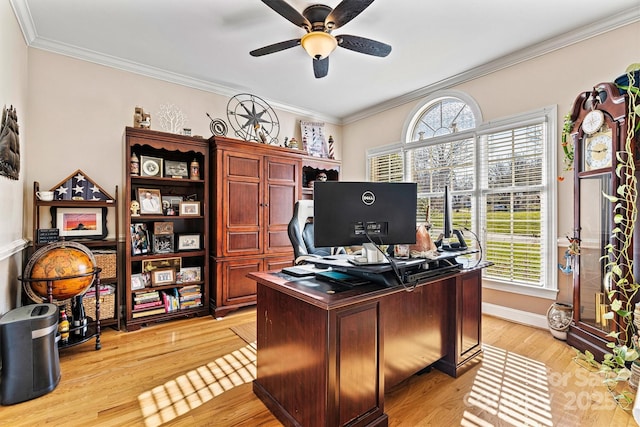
<box><xmin>481</xmin><ymin>124</ymin><xmax>545</xmax><ymax>286</ymax></box>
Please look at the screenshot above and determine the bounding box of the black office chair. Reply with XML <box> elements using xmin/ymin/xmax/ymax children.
<box><xmin>288</xmin><ymin>200</ymin><xmax>344</xmax><ymax>264</ymax></box>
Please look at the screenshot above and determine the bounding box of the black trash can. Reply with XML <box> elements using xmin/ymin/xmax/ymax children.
<box><xmin>0</xmin><ymin>303</ymin><xmax>60</xmax><ymax>405</ymax></box>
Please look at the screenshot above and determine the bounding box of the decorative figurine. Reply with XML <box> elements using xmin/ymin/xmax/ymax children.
<box><xmin>328</xmin><ymin>135</ymin><xmax>335</xmax><ymax>159</ymax></box>
<box><xmin>316</xmin><ymin>172</ymin><xmax>328</xmax><ymax>182</ymax></box>
<box><xmin>130</xmin><ymin>200</ymin><xmax>140</xmax><ymax>216</ymax></box>
<box><xmin>130</xmin><ymin>153</ymin><xmax>140</xmax><ymax>176</ymax></box>
<box><xmin>134</xmin><ymin>106</ymin><xmax>151</xmax><ymax>129</ymax></box>
<box><xmin>190</xmin><ymin>158</ymin><xmax>200</xmax><ymax>180</ymax></box>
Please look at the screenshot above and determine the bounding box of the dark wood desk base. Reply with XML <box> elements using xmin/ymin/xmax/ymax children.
<box><xmin>249</xmin><ymin>266</ymin><xmax>485</xmax><ymax>427</ymax></box>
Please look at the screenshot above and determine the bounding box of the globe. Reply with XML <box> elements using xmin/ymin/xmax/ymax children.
<box><xmin>24</xmin><ymin>241</ymin><xmax>96</xmax><ymax>302</ymax></box>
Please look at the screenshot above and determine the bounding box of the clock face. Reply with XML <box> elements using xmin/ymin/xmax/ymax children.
<box><xmin>584</xmin><ymin>130</ymin><xmax>612</xmax><ymax>171</ymax></box>
<box><xmin>226</xmin><ymin>93</ymin><xmax>280</xmax><ymax>143</ymax></box>
<box><xmin>582</xmin><ymin>109</ymin><xmax>605</xmax><ymax>135</ymax></box>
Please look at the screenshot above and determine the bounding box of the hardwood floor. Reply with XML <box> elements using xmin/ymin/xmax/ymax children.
<box><xmin>1</xmin><ymin>309</ymin><xmax>637</xmax><ymax>427</ymax></box>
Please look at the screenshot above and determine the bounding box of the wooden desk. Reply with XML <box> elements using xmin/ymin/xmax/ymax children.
<box><xmin>249</xmin><ymin>264</ymin><xmax>486</xmax><ymax>427</ymax></box>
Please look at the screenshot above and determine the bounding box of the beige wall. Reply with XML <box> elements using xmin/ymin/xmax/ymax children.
<box><xmin>0</xmin><ymin>1</ymin><xmax>29</xmax><ymax>313</ymax></box>
<box><xmin>24</xmin><ymin>49</ymin><xmax>343</xmax><ymax>243</ymax></box>
<box><xmin>341</xmin><ymin>22</ymin><xmax>640</xmax><ymax>318</ymax></box>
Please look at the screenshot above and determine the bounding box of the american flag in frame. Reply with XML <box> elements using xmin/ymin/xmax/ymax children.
<box><xmin>49</xmin><ymin>169</ymin><xmax>114</xmax><ymax>201</ymax></box>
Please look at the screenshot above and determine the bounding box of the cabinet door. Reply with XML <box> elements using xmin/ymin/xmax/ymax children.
<box><xmin>458</xmin><ymin>269</ymin><xmax>482</xmax><ymax>359</ymax></box>
<box><xmin>264</xmin><ymin>156</ymin><xmax>300</xmax><ymax>254</ymax></box>
<box><xmin>217</xmin><ymin>258</ymin><xmax>260</xmax><ymax>307</ymax></box>
<box><xmin>221</xmin><ymin>150</ymin><xmax>263</xmax><ymax>256</ymax></box>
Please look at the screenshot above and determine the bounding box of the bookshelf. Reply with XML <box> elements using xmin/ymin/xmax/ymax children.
<box><xmin>124</xmin><ymin>127</ymin><xmax>209</xmax><ymax>331</ymax></box>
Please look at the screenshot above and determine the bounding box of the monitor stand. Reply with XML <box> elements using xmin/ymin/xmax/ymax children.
<box><xmin>437</xmin><ymin>229</ymin><xmax>468</xmax><ymax>252</ymax></box>
<box><xmin>349</xmin><ymin>243</ymin><xmax>389</xmax><ymax>266</ymax></box>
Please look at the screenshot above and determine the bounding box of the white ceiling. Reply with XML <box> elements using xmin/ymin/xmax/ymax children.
<box><xmin>10</xmin><ymin>0</ymin><xmax>640</xmax><ymax>123</ymax></box>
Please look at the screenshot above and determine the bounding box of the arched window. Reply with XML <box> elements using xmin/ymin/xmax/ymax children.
<box><xmin>368</xmin><ymin>91</ymin><xmax>558</xmax><ymax>298</ymax></box>
<box><xmin>405</xmin><ymin>94</ymin><xmax>479</xmax><ymax>142</ymax></box>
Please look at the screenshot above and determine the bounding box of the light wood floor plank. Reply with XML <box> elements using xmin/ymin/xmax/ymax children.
<box><xmin>0</xmin><ymin>309</ymin><xmax>637</xmax><ymax>426</ymax></box>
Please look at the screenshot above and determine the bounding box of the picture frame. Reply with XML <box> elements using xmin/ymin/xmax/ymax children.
<box><xmin>138</xmin><ymin>188</ymin><xmax>163</xmax><ymax>215</ymax></box>
<box><xmin>130</xmin><ymin>223</ymin><xmax>150</xmax><ymax>255</ymax></box>
<box><xmin>130</xmin><ymin>273</ymin><xmax>145</xmax><ymax>290</ymax></box>
<box><xmin>164</xmin><ymin>160</ymin><xmax>188</xmax><ymax>178</ymax></box>
<box><xmin>151</xmin><ymin>268</ymin><xmax>175</xmax><ymax>286</ymax></box>
<box><xmin>141</xmin><ymin>272</ymin><xmax>152</xmax><ymax>288</ymax></box>
<box><xmin>142</xmin><ymin>257</ymin><xmax>181</xmax><ymax>273</ymax></box>
<box><xmin>162</xmin><ymin>195</ymin><xmax>183</xmax><ymax>216</ymax></box>
<box><xmin>152</xmin><ymin>234</ymin><xmax>174</xmax><ymax>254</ymax></box>
<box><xmin>178</xmin><ymin>234</ymin><xmax>201</xmax><ymax>251</ymax></box>
<box><xmin>301</xmin><ymin>121</ymin><xmax>330</xmax><ymax>158</ymax></box>
<box><xmin>179</xmin><ymin>266</ymin><xmax>201</xmax><ymax>283</ymax></box>
<box><xmin>179</xmin><ymin>201</ymin><xmax>200</xmax><ymax>216</ymax></box>
<box><xmin>52</xmin><ymin>207</ymin><xmax>108</xmax><ymax>240</ymax></box>
<box><xmin>140</xmin><ymin>155</ymin><xmax>163</xmax><ymax>177</ymax></box>
<box><xmin>153</xmin><ymin>221</ymin><xmax>174</xmax><ymax>235</ymax></box>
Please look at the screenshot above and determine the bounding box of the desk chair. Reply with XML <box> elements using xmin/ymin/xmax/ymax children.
<box><xmin>288</xmin><ymin>200</ymin><xmax>344</xmax><ymax>265</ymax></box>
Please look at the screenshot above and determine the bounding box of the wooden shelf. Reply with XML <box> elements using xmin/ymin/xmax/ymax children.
<box><xmin>124</xmin><ymin>127</ymin><xmax>210</xmax><ymax>331</ymax></box>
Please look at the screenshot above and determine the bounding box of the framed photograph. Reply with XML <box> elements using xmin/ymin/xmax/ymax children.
<box><xmin>162</xmin><ymin>195</ymin><xmax>182</xmax><ymax>216</ymax></box>
<box><xmin>138</xmin><ymin>188</ymin><xmax>163</xmax><ymax>215</ymax></box>
<box><xmin>141</xmin><ymin>271</ymin><xmax>152</xmax><ymax>288</ymax></box>
<box><xmin>52</xmin><ymin>207</ymin><xmax>108</xmax><ymax>240</ymax></box>
<box><xmin>130</xmin><ymin>223</ymin><xmax>150</xmax><ymax>255</ymax></box>
<box><xmin>140</xmin><ymin>155</ymin><xmax>163</xmax><ymax>177</ymax></box>
<box><xmin>131</xmin><ymin>273</ymin><xmax>145</xmax><ymax>290</ymax></box>
<box><xmin>153</xmin><ymin>234</ymin><xmax>174</xmax><ymax>254</ymax></box>
<box><xmin>151</xmin><ymin>268</ymin><xmax>175</xmax><ymax>286</ymax></box>
<box><xmin>178</xmin><ymin>234</ymin><xmax>201</xmax><ymax>251</ymax></box>
<box><xmin>179</xmin><ymin>266</ymin><xmax>201</xmax><ymax>283</ymax></box>
<box><xmin>142</xmin><ymin>257</ymin><xmax>181</xmax><ymax>273</ymax></box>
<box><xmin>153</xmin><ymin>221</ymin><xmax>174</xmax><ymax>235</ymax></box>
<box><xmin>179</xmin><ymin>201</ymin><xmax>200</xmax><ymax>216</ymax></box>
<box><xmin>164</xmin><ymin>160</ymin><xmax>188</xmax><ymax>178</ymax></box>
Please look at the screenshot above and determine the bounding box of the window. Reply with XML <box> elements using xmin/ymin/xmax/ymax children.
<box><xmin>368</xmin><ymin>93</ymin><xmax>557</xmax><ymax>297</ymax></box>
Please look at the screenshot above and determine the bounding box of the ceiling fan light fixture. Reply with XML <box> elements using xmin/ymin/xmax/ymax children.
<box><xmin>301</xmin><ymin>31</ymin><xmax>337</xmax><ymax>60</ymax></box>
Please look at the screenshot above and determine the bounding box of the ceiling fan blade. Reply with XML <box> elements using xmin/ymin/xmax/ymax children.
<box><xmin>325</xmin><ymin>0</ymin><xmax>375</xmax><ymax>30</ymax></box>
<box><xmin>313</xmin><ymin>57</ymin><xmax>329</xmax><ymax>78</ymax></box>
<box><xmin>337</xmin><ymin>34</ymin><xmax>391</xmax><ymax>57</ymax></box>
<box><xmin>261</xmin><ymin>0</ymin><xmax>311</xmax><ymax>30</ymax></box>
<box><xmin>250</xmin><ymin>38</ymin><xmax>301</xmax><ymax>57</ymax></box>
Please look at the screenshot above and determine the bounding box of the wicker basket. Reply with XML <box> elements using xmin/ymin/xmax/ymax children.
<box><xmin>65</xmin><ymin>285</ymin><xmax>115</xmax><ymax>320</ymax></box>
<box><xmin>93</xmin><ymin>250</ymin><xmax>117</xmax><ymax>279</ymax></box>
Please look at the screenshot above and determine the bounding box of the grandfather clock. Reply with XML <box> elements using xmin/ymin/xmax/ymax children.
<box><xmin>566</xmin><ymin>82</ymin><xmax>638</xmax><ymax>359</ymax></box>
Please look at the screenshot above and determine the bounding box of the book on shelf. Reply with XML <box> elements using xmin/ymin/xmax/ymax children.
<box><xmin>180</xmin><ymin>299</ymin><xmax>203</xmax><ymax>309</ymax></box>
<box><xmin>133</xmin><ymin>300</ymin><xmax>163</xmax><ymax>310</ymax></box>
<box><xmin>161</xmin><ymin>289</ymin><xmax>180</xmax><ymax>313</ymax></box>
<box><xmin>180</xmin><ymin>293</ymin><xmax>202</xmax><ymax>302</ymax></box>
<box><xmin>132</xmin><ymin>307</ymin><xmax>166</xmax><ymax>318</ymax></box>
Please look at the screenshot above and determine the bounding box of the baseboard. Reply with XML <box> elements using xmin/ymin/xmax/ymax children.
<box><xmin>482</xmin><ymin>302</ymin><xmax>548</xmax><ymax>330</ymax></box>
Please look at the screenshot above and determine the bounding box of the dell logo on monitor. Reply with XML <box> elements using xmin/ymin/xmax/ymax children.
<box><xmin>361</xmin><ymin>191</ymin><xmax>375</xmax><ymax>206</ymax></box>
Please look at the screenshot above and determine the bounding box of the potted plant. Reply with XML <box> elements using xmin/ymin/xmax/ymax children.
<box><xmin>573</xmin><ymin>63</ymin><xmax>640</xmax><ymax>408</ymax></box>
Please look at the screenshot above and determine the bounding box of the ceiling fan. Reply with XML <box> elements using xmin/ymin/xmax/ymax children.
<box><xmin>250</xmin><ymin>0</ymin><xmax>391</xmax><ymax>78</ymax></box>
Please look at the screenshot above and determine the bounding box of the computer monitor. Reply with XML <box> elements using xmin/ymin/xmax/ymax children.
<box><xmin>313</xmin><ymin>181</ymin><xmax>417</xmax><ymax>261</ymax></box>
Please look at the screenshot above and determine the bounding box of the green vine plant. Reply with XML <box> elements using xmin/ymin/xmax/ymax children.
<box><xmin>559</xmin><ymin>113</ymin><xmax>574</xmax><ymax>181</ymax></box>
<box><xmin>573</xmin><ymin>63</ymin><xmax>640</xmax><ymax>409</ymax></box>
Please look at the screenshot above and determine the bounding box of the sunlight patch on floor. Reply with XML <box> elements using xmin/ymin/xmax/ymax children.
<box><xmin>137</xmin><ymin>342</ymin><xmax>257</xmax><ymax>427</ymax></box>
<box><xmin>462</xmin><ymin>344</ymin><xmax>553</xmax><ymax>427</ymax></box>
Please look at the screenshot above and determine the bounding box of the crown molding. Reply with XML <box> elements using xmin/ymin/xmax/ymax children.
<box><xmin>9</xmin><ymin>0</ymin><xmax>340</xmax><ymax>124</ymax></box>
<box><xmin>342</xmin><ymin>7</ymin><xmax>640</xmax><ymax>125</ymax></box>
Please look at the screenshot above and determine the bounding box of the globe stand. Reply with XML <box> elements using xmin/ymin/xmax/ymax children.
<box><xmin>19</xmin><ymin>267</ymin><xmax>103</xmax><ymax>350</ymax></box>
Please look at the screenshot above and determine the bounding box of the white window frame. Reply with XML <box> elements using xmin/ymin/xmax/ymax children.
<box><xmin>367</xmin><ymin>97</ymin><xmax>558</xmax><ymax>299</ymax></box>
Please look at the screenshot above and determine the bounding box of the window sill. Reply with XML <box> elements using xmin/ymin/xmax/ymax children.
<box><xmin>482</xmin><ymin>279</ymin><xmax>558</xmax><ymax>300</ymax></box>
